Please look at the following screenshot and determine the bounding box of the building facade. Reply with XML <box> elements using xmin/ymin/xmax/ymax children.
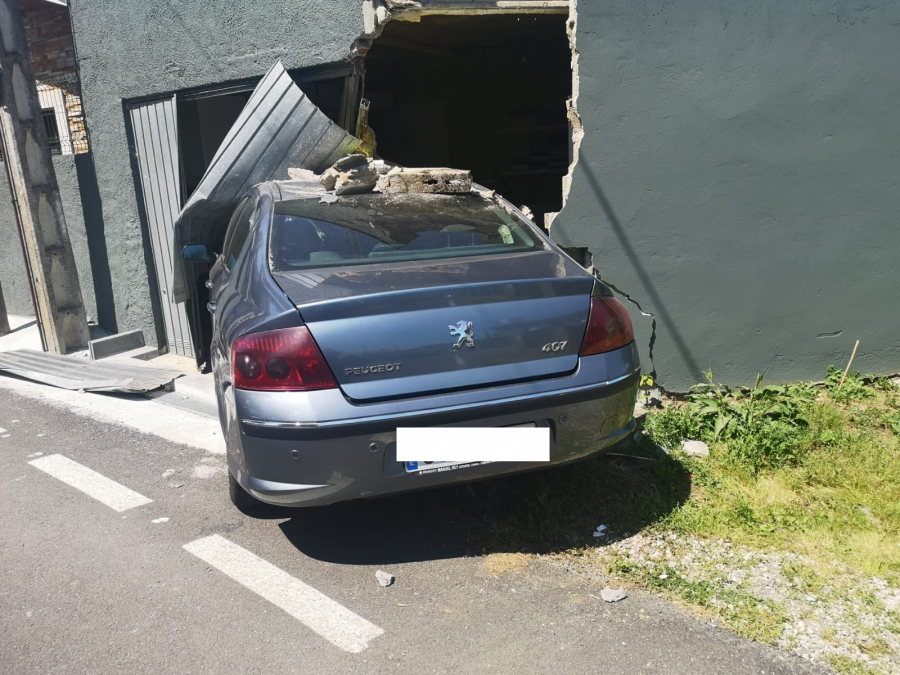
<box><xmin>2</xmin><ymin>0</ymin><xmax>898</xmax><ymax>388</ymax></box>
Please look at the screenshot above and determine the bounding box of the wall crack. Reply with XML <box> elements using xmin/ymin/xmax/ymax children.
<box><xmin>594</xmin><ymin>272</ymin><xmax>658</xmax><ymax>378</ymax></box>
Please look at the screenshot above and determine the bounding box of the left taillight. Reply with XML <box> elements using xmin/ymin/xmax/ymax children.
<box><xmin>231</xmin><ymin>327</ymin><xmax>338</xmax><ymax>391</ymax></box>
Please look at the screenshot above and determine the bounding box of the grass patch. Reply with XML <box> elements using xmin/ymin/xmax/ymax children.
<box><xmin>828</xmin><ymin>655</ymin><xmax>880</xmax><ymax>675</ymax></box>
<box><xmin>643</xmin><ymin>369</ymin><xmax>900</xmax><ymax>583</ymax></box>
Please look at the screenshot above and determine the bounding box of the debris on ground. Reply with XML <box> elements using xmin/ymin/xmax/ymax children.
<box><xmin>0</xmin><ymin>349</ymin><xmax>183</xmax><ymax>394</ymax></box>
<box><xmin>375</xmin><ymin>570</ymin><xmax>395</xmax><ymax>587</ymax></box>
<box><xmin>593</xmin><ymin>525</ymin><xmax>608</xmax><ymax>538</ymax></box>
<box><xmin>681</xmin><ymin>439</ymin><xmax>710</xmax><ymax>458</ymax></box>
<box><xmin>600</xmin><ymin>586</ymin><xmax>628</xmax><ymax>603</ymax></box>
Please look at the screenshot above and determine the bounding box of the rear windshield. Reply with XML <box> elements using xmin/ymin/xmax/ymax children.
<box><xmin>269</xmin><ymin>192</ymin><xmax>543</xmax><ymax>271</ymax></box>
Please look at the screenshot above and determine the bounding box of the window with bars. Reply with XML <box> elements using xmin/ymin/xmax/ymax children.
<box><xmin>41</xmin><ymin>108</ymin><xmax>62</xmax><ymax>155</ymax></box>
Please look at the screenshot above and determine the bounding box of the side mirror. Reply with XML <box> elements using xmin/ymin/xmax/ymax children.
<box><xmin>182</xmin><ymin>244</ymin><xmax>210</xmax><ymax>263</ymax></box>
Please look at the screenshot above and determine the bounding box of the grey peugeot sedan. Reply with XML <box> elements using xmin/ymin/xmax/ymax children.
<box><xmin>183</xmin><ymin>181</ymin><xmax>640</xmax><ymax>511</ymax></box>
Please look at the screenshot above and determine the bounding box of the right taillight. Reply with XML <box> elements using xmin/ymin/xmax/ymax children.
<box><xmin>232</xmin><ymin>326</ymin><xmax>337</xmax><ymax>391</ymax></box>
<box><xmin>579</xmin><ymin>296</ymin><xmax>635</xmax><ymax>356</ymax></box>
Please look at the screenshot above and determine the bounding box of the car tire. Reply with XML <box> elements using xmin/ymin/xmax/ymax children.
<box><xmin>228</xmin><ymin>471</ymin><xmax>261</xmax><ymax>511</ymax></box>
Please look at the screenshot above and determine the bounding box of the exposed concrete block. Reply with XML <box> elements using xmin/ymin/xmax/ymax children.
<box><xmin>88</xmin><ymin>329</ymin><xmax>145</xmax><ymax>360</ymax></box>
<box><xmin>380</xmin><ymin>167</ymin><xmax>472</xmax><ymax>195</ymax></box>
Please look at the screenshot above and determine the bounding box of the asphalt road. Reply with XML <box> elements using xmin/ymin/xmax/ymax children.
<box><xmin>0</xmin><ymin>387</ymin><xmax>824</xmax><ymax>674</ymax></box>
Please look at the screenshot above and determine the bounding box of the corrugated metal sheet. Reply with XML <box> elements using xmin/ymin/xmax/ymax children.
<box><xmin>129</xmin><ymin>96</ymin><xmax>195</xmax><ymax>357</ymax></box>
<box><xmin>0</xmin><ymin>350</ymin><xmax>184</xmax><ymax>393</ymax></box>
<box><xmin>172</xmin><ymin>61</ymin><xmax>361</xmax><ymax>302</ymax></box>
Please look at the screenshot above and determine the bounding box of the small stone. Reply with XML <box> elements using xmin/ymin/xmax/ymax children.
<box><xmin>319</xmin><ymin>167</ymin><xmax>340</xmax><ymax>191</ymax></box>
<box><xmin>601</xmin><ymin>586</ymin><xmax>628</xmax><ymax>603</ymax></box>
<box><xmin>681</xmin><ymin>440</ymin><xmax>710</xmax><ymax>458</ymax></box>
<box><xmin>376</xmin><ymin>570</ymin><xmax>395</xmax><ymax>587</ymax></box>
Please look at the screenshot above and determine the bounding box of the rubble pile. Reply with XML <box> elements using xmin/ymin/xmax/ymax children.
<box><xmin>287</xmin><ymin>154</ymin><xmax>474</xmax><ymax>198</ymax></box>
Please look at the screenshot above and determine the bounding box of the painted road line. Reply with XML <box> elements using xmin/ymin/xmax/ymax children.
<box><xmin>28</xmin><ymin>454</ymin><xmax>152</xmax><ymax>512</ymax></box>
<box><xmin>183</xmin><ymin>535</ymin><xmax>384</xmax><ymax>653</ymax></box>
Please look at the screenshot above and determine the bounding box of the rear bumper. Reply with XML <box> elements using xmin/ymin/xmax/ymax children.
<box><xmin>228</xmin><ymin>343</ymin><xmax>640</xmax><ymax>507</ymax></box>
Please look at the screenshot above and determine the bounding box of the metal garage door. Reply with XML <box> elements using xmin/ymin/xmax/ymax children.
<box><xmin>128</xmin><ymin>96</ymin><xmax>194</xmax><ymax>358</ymax></box>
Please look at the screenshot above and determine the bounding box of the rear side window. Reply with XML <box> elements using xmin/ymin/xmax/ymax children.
<box><xmin>269</xmin><ymin>192</ymin><xmax>543</xmax><ymax>271</ymax></box>
<box><xmin>222</xmin><ymin>197</ymin><xmax>257</xmax><ymax>270</ymax></box>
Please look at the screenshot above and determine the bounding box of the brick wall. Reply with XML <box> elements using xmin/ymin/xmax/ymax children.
<box><xmin>21</xmin><ymin>2</ymin><xmax>76</xmax><ymax>80</ymax></box>
<box><xmin>20</xmin><ymin>1</ymin><xmax>87</xmax><ymax>154</ymax></box>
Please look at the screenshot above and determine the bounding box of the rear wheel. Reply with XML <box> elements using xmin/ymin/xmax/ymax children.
<box><xmin>228</xmin><ymin>471</ymin><xmax>262</xmax><ymax>511</ymax></box>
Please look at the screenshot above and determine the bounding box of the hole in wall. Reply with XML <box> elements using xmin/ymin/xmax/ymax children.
<box><xmin>362</xmin><ymin>13</ymin><xmax>572</xmax><ymax>228</ymax></box>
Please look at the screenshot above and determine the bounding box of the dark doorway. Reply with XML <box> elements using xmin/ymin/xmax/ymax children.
<box><xmin>363</xmin><ymin>13</ymin><xmax>572</xmax><ymax>227</ymax></box>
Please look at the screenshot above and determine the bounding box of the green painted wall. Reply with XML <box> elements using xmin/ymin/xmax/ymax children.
<box><xmin>58</xmin><ymin>0</ymin><xmax>900</xmax><ymax>387</ymax></box>
<box><xmin>552</xmin><ymin>0</ymin><xmax>900</xmax><ymax>388</ymax></box>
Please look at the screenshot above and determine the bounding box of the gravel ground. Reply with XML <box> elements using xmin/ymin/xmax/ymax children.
<box><xmin>560</xmin><ymin>532</ymin><xmax>900</xmax><ymax>674</ymax></box>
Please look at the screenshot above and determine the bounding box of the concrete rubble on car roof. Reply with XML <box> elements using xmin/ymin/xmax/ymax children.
<box><xmin>287</xmin><ymin>154</ymin><xmax>474</xmax><ymax>198</ymax></box>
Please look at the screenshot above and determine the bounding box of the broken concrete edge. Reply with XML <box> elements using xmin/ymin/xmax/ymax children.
<box><xmin>558</xmin><ymin>0</ymin><xmax>581</xmax><ymax>225</ymax></box>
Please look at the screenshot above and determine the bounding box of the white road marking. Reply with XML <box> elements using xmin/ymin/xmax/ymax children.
<box><xmin>183</xmin><ymin>535</ymin><xmax>384</xmax><ymax>653</ymax></box>
<box><xmin>28</xmin><ymin>454</ymin><xmax>152</xmax><ymax>512</ymax></box>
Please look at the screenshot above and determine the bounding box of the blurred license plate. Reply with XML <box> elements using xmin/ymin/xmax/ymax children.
<box><xmin>403</xmin><ymin>422</ymin><xmax>537</xmax><ymax>473</ymax></box>
<box><xmin>404</xmin><ymin>459</ymin><xmax>493</xmax><ymax>474</ymax></box>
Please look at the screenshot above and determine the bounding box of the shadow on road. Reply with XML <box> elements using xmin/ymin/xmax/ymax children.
<box><xmin>276</xmin><ymin>442</ymin><xmax>691</xmax><ymax>566</ymax></box>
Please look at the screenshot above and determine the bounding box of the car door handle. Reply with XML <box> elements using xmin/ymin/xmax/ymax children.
<box><xmin>206</xmin><ymin>302</ymin><xmax>217</xmax><ymax>313</ymax></box>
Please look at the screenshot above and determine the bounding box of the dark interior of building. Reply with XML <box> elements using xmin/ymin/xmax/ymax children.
<box><xmin>363</xmin><ymin>14</ymin><xmax>572</xmax><ymax>227</ymax></box>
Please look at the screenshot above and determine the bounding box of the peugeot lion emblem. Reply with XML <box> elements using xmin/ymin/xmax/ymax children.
<box><xmin>449</xmin><ymin>321</ymin><xmax>475</xmax><ymax>349</ymax></box>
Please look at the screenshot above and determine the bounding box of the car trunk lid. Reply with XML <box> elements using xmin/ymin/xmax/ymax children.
<box><xmin>274</xmin><ymin>252</ymin><xmax>593</xmax><ymax>401</ymax></box>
